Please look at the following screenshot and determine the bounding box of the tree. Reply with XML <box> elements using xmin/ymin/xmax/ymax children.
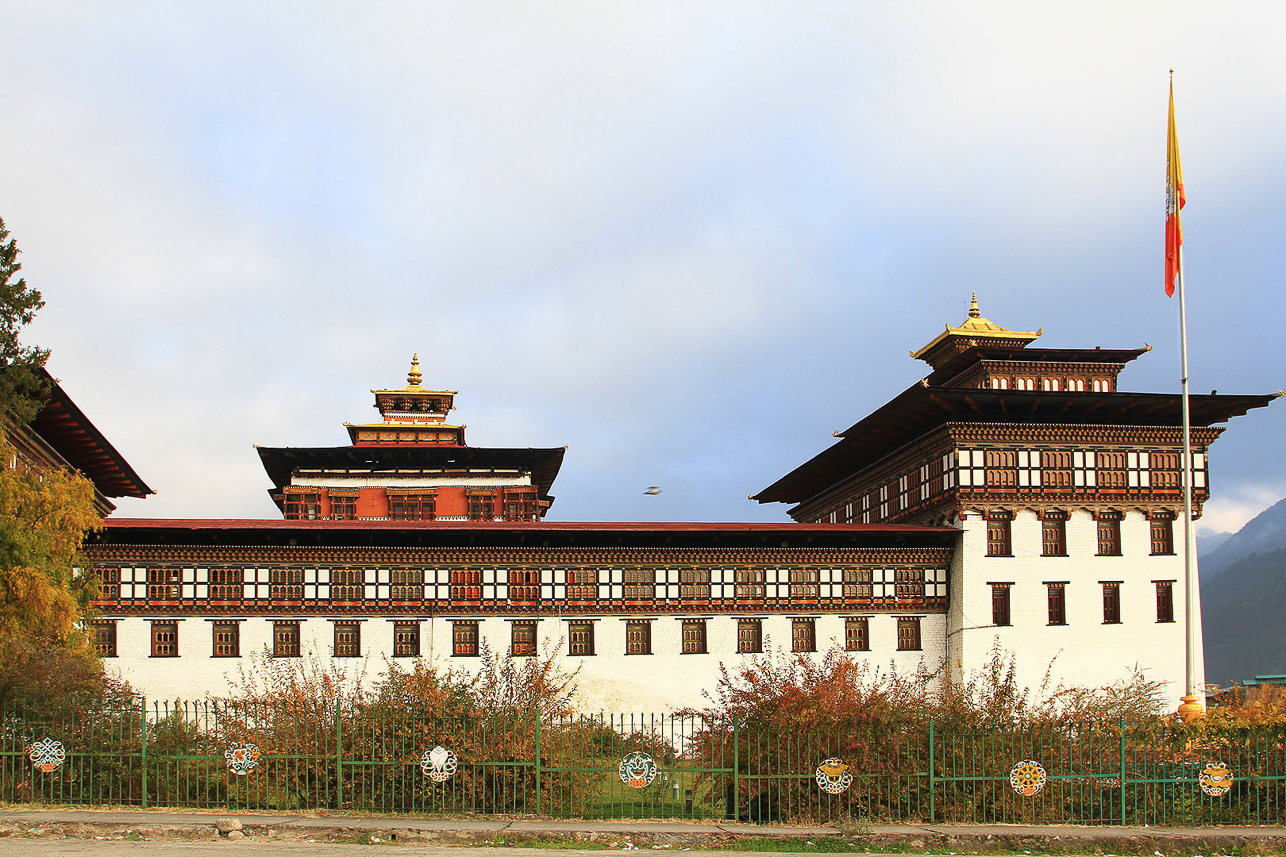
<box><xmin>0</xmin><ymin>216</ymin><xmax>51</xmax><ymax>423</ymax></box>
<box><xmin>0</xmin><ymin>217</ymin><xmax>106</xmax><ymax>708</ymax></box>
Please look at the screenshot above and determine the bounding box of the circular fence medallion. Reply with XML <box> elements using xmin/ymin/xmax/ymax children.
<box><xmin>1009</xmin><ymin>760</ymin><xmax>1047</xmax><ymax>796</ymax></box>
<box><xmin>224</xmin><ymin>742</ymin><xmax>261</xmax><ymax>776</ymax></box>
<box><xmin>618</xmin><ymin>751</ymin><xmax>658</xmax><ymax>788</ymax></box>
<box><xmin>28</xmin><ymin>738</ymin><xmax>65</xmax><ymax>773</ymax></box>
<box><xmin>420</xmin><ymin>745</ymin><xmax>459</xmax><ymax>783</ymax></box>
<box><xmin>815</xmin><ymin>758</ymin><xmax>853</xmax><ymax>794</ymax></box>
<box><xmin>1199</xmin><ymin>761</ymin><xmax>1233</xmax><ymax>797</ymax></box>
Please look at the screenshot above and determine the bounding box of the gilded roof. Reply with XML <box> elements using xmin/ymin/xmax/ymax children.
<box><xmin>911</xmin><ymin>294</ymin><xmax>1041</xmax><ymax>360</ymax></box>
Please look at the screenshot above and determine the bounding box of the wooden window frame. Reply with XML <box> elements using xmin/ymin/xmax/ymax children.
<box><xmin>388</xmin><ymin>493</ymin><xmax>435</xmax><ymax>521</ymax></box>
<box><xmin>452</xmin><ymin>621</ymin><xmax>480</xmax><ymax>657</ymax></box>
<box><xmin>1097</xmin><ymin>514</ymin><xmax>1122</xmax><ymax>556</ymax></box>
<box><xmin>845</xmin><ymin>617</ymin><xmax>870</xmax><ymax>651</ymax></box>
<box><xmin>329</xmin><ymin>494</ymin><xmax>358</xmax><ymax>520</ymax></box>
<box><xmin>991</xmin><ymin>583</ymin><xmax>1011</xmax><ymax>627</ymax></box>
<box><xmin>150</xmin><ymin>621</ymin><xmax>179</xmax><ymax>658</ymax></box>
<box><xmin>896</xmin><ymin>617</ymin><xmax>922</xmax><ymax>651</ymax></box>
<box><xmin>284</xmin><ymin>490</ymin><xmax>321</xmax><ymax>520</ymax></box>
<box><xmin>393</xmin><ymin>622</ymin><xmax>420</xmax><ymax>657</ymax></box>
<box><xmin>681</xmin><ymin>620</ymin><xmax>707</xmax><ymax>654</ymax></box>
<box><xmin>791</xmin><ymin>618</ymin><xmax>816</xmax><ymax>653</ymax></box>
<box><xmin>511</xmin><ymin>620</ymin><xmax>537</xmax><ymax>657</ymax></box>
<box><xmin>1155</xmin><ymin>581</ymin><xmax>1175</xmax><ymax>623</ymax></box>
<box><xmin>1041</xmin><ymin>512</ymin><xmax>1067</xmax><ymax>557</ymax></box>
<box><xmin>212</xmin><ymin>621</ymin><xmax>240</xmax><ymax>658</ymax></box>
<box><xmin>567</xmin><ymin>620</ymin><xmax>595</xmax><ymax>656</ymax></box>
<box><xmin>273</xmin><ymin>621</ymin><xmax>301</xmax><ymax>658</ymax></box>
<box><xmin>333</xmin><ymin>622</ymin><xmax>361</xmax><ymax>658</ymax></box>
<box><xmin>625</xmin><ymin>620</ymin><xmax>652</xmax><ymax>656</ymax></box>
<box><xmin>1150</xmin><ymin>514</ymin><xmax>1175</xmax><ymax>556</ymax></box>
<box><xmin>467</xmin><ymin>492</ymin><xmax>496</xmax><ymax>521</ymax></box>
<box><xmin>1102</xmin><ymin>582</ymin><xmax>1122</xmax><ymax>625</ymax></box>
<box><xmin>1046</xmin><ymin>583</ymin><xmax>1067</xmax><ymax>626</ymax></box>
<box><xmin>736</xmin><ymin>619</ymin><xmax>763</xmax><ymax>654</ymax></box>
<box><xmin>94</xmin><ymin>620</ymin><xmax>118</xmax><ymax>658</ymax></box>
<box><xmin>986</xmin><ymin>513</ymin><xmax>1013</xmax><ymax>557</ymax></box>
<box><xmin>147</xmin><ymin>567</ymin><xmax>180</xmax><ymax>601</ymax></box>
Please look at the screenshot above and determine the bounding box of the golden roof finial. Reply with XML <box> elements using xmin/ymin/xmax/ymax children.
<box><xmin>968</xmin><ymin>292</ymin><xmax>980</xmax><ymax>319</ymax></box>
<box><xmin>407</xmin><ymin>354</ymin><xmax>423</xmax><ymax>388</ymax></box>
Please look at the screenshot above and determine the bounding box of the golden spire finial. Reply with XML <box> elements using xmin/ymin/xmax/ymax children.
<box><xmin>407</xmin><ymin>353</ymin><xmax>423</xmax><ymax>388</ymax></box>
<box><xmin>968</xmin><ymin>293</ymin><xmax>980</xmax><ymax>319</ymax></box>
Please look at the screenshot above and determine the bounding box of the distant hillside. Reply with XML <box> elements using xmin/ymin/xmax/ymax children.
<box><xmin>1200</xmin><ymin>496</ymin><xmax>1286</xmax><ymax>579</ymax></box>
<box><xmin>1202</xmin><ymin>546</ymin><xmax>1286</xmax><ymax>686</ymax></box>
<box><xmin>1198</xmin><ymin>531</ymin><xmax>1232</xmax><ymax>557</ymax></box>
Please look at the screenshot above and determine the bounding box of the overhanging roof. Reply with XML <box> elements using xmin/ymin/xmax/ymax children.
<box><xmin>26</xmin><ymin>369</ymin><xmax>152</xmax><ymax>499</ymax></box>
<box><xmin>256</xmin><ymin>444</ymin><xmax>566</xmax><ymax>501</ymax></box>
<box><xmin>928</xmin><ymin>346</ymin><xmax>1150</xmax><ymax>384</ymax></box>
<box><xmin>753</xmin><ymin>385</ymin><xmax>1277</xmax><ymax>505</ymax></box>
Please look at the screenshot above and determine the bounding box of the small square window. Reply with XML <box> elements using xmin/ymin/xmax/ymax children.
<box><xmin>273</xmin><ymin>621</ymin><xmax>301</xmax><ymax>658</ymax></box>
<box><xmin>452</xmin><ymin>621</ymin><xmax>479</xmax><ymax>657</ymax></box>
<box><xmin>212</xmin><ymin>621</ymin><xmax>240</xmax><ymax>657</ymax></box>
<box><xmin>737</xmin><ymin>619</ymin><xmax>762</xmax><ymax>654</ymax></box>
<box><xmin>393</xmin><ymin>622</ymin><xmax>420</xmax><ymax>657</ymax></box>
<box><xmin>511</xmin><ymin>621</ymin><xmax>537</xmax><ymax>656</ymax></box>
<box><xmin>625</xmin><ymin>620</ymin><xmax>652</xmax><ymax>655</ymax></box>
<box><xmin>844</xmin><ymin>617</ymin><xmax>869</xmax><ymax>652</ymax></box>
<box><xmin>330</xmin><ymin>494</ymin><xmax>358</xmax><ymax>520</ymax></box>
<box><xmin>150</xmin><ymin>621</ymin><xmax>178</xmax><ymax>658</ymax></box>
<box><xmin>791</xmin><ymin>618</ymin><xmax>816</xmax><ymax>653</ymax></box>
<box><xmin>681</xmin><ymin>620</ymin><xmax>707</xmax><ymax>654</ymax></box>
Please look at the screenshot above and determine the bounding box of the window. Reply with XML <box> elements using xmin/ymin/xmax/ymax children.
<box><xmin>212</xmin><ymin>621</ymin><xmax>240</xmax><ymax>657</ymax></box>
<box><xmin>565</xmin><ymin>569</ymin><xmax>596</xmax><ymax>601</ymax></box>
<box><xmin>1150</xmin><ymin>514</ymin><xmax>1175</xmax><ymax>555</ymax></box>
<box><xmin>502</xmin><ymin>490</ymin><xmax>539</xmax><ymax>522</ymax></box>
<box><xmin>1046</xmin><ymin>583</ymin><xmax>1066</xmax><ymax>625</ymax></box>
<box><xmin>1150</xmin><ymin>451</ymin><xmax>1182</xmax><ymax>490</ymax></box>
<box><xmin>284</xmin><ymin>490</ymin><xmax>321</xmax><ymax>519</ymax></box>
<box><xmin>93</xmin><ymin>621</ymin><xmax>117</xmax><ymax>658</ymax></box>
<box><xmin>393</xmin><ymin>622</ymin><xmax>420</xmax><ymax>657</ymax></box>
<box><xmin>271</xmin><ymin>567</ymin><xmax>303</xmax><ymax>600</ymax></box>
<box><xmin>991</xmin><ymin>584</ymin><xmax>1011</xmax><ymax>626</ymax></box>
<box><xmin>735</xmin><ymin>568</ymin><xmax>765</xmax><ymax>600</ymax></box>
<box><xmin>1097</xmin><ymin>451</ymin><xmax>1127</xmax><ymax>488</ymax></box>
<box><xmin>791</xmin><ymin>618</ymin><xmax>816</xmax><ymax>653</ymax></box>
<box><xmin>511</xmin><ymin>621</ymin><xmax>537</xmax><ymax>656</ymax></box>
<box><xmin>986</xmin><ymin>513</ymin><xmax>1012</xmax><ymax>557</ymax></box>
<box><xmin>625</xmin><ymin>620</ymin><xmax>652</xmax><ymax>655</ymax></box>
<box><xmin>895</xmin><ymin>568</ymin><xmax>924</xmax><ymax>599</ymax></box>
<box><xmin>96</xmin><ymin>568</ymin><xmax>120</xmax><ymax>600</ymax></box>
<box><xmin>681</xmin><ymin>620</ymin><xmax>707</xmax><ymax>654</ymax></box>
<box><xmin>680</xmin><ymin>568</ymin><xmax>710</xmax><ymax>600</ymax></box>
<box><xmin>1102</xmin><ymin>583</ymin><xmax>1121</xmax><ymax>624</ymax></box>
<box><xmin>1097</xmin><ymin>514</ymin><xmax>1122</xmax><ymax>556</ymax></box>
<box><xmin>147</xmin><ymin>567</ymin><xmax>180</xmax><ymax>600</ymax></box>
<box><xmin>623</xmin><ymin>570</ymin><xmax>654</xmax><ymax>601</ymax></box>
<box><xmin>209</xmin><ymin>567</ymin><xmax>241</xmax><ymax>600</ymax></box>
<box><xmin>790</xmin><ymin>568</ymin><xmax>820</xmax><ymax>600</ymax></box>
<box><xmin>151</xmin><ymin>621</ymin><xmax>178</xmax><ymax>657</ymax></box>
<box><xmin>845</xmin><ymin>617</ymin><xmax>870</xmax><ymax>651</ymax></box>
<box><xmin>329</xmin><ymin>493</ymin><xmax>357</xmax><ymax>520</ymax></box>
<box><xmin>843</xmin><ymin>568</ymin><xmax>873</xmax><ymax>600</ymax></box>
<box><xmin>390</xmin><ymin>568</ymin><xmax>422</xmax><ymax>601</ymax></box>
<box><xmin>452</xmin><ymin>621</ymin><xmax>479</xmax><ymax>657</ymax></box>
<box><xmin>273</xmin><ymin>621</ymin><xmax>301</xmax><ymax>658</ymax></box>
<box><xmin>467</xmin><ymin>491</ymin><xmax>496</xmax><ymax>521</ymax></box>
<box><xmin>334</xmin><ymin>622</ymin><xmax>361</xmax><ymax>657</ymax></box>
<box><xmin>1156</xmin><ymin>581</ymin><xmax>1175</xmax><ymax>623</ymax></box>
<box><xmin>896</xmin><ymin>617</ymin><xmax>921</xmax><ymax>651</ymax></box>
<box><xmin>984</xmin><ymin>449</ymin><xmax>1017</xmax><ymax>488</ymax></box>
<box><xmin>736</xmin><ymin>619</ymin><xmax>762</xmax><ymax>654</ymax></box>
<box><xmin>331</xmin><ymin>568</ymin><xmax>364</xmax><ymax>601</ymax></box>
<box><xmin>1041</xmin><ymin>512</ymin><xmax>1067</xmax><ymax>557</ymax></box>
<box><xmin>389</xmin><ymin>492</ymin><xmax>435</xmax><ymax>520</ymax></box>
<box><xmin>568</xmin><ymin>621</ymin><xmax>595</xmax><ymax>656</ymax></box>
<box><xmin>1041</xmin><ymin>450</ymin><xmax>1072</xmax><ymax>489</ymax></box>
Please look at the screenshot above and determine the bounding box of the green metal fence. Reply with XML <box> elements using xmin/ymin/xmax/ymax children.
<box><xmin>2</xmin><ymin>700</ymin><xmax>1283</xmax><ymax>824</ymax></box>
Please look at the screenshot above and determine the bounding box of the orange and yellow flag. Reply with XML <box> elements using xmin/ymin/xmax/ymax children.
<box><xmin>1165</xmin><ymin>77</ymin><xmax>1185</xmax><ymax>297</ymax></box>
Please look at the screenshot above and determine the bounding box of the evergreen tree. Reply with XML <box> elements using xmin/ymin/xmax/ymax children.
<box><xmin>0</xmin><ymin>216</ymin><xmax>51</xmax><ymax>423</ymax></box>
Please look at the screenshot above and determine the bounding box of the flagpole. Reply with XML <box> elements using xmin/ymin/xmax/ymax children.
<box><xmin>1177</xmin><ymin>243</ymin><xmax>1201</xmax><ymax>720</ymax></box>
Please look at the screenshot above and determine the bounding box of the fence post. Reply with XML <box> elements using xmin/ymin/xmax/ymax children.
<box><xmin>928</xmin><ymin>719</ymin><xmax>936</xmax><ymax>823</ymax></box>
<box><xmin>139</xmin><ymin>698</ymin><xmax>148</xmax><ymax>809</ymax></box>
<box><xmin>1118</xmin><ymin>717</ymin><xmax>1127</xmax><ymax>826</ymax></box>
<box><xmin>733</xmin><ymin>719</ymin><xmax>740</xmax><ymax>821</ymax></box>
<box><xmin>534</xmin><ymin>715</ymin><xmax>542</xmax><ymax>816</ymax></box>
<box><xmin>335</xmin><ymin>703</ymin><xmax>343</xmax><ymax>811</ymax></box>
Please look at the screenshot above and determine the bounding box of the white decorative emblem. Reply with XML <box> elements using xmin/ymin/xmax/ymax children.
<box><xmin>814</xmin><ymin>758</ymin><xmax>853</xmax><ymax>794</ymax></box>
<box><xmin>28</xmin><ymin>738</ymin><xmax>66</xmax><ymax>773</ymax></box>
<box><xmin>420</xmin><ymin>745</ymin><xmax>459</xmax><ymax>783</ymax></box>
<box><xmin>618</xmin><ymin>751</ymin><xmax>658</xmax><ymax>788</ymax></box>
<box><xmin>1199</xmin><ymin>761</ymin><xmax>1233</xmax><ymax>797</ymax></box>
<box><xmin>224</xmin><ymin>742</ymin><xmax>261</xmax><ymax>775</ymax></box>
<box><xmin>1009</xmin><ymin>760</ymin><xmax>1047</xmax><ymax>796</ymax></box>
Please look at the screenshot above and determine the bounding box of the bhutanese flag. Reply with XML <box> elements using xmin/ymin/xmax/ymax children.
<box><xmin>1165</xmin><ymin>77</ymin><xmax>1185</xmax><ymax>297</ymax></box>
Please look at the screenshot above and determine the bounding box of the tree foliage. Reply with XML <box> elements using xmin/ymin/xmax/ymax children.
<box><xmin>0</xmin><ymin>216</ymin><xmax>50</xmax><ymax>423</ymax></box>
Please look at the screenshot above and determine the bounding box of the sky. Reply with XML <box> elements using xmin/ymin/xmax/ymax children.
<box><xmin>2</xmin><ymin>3</ymin><xmax>1283</xmax><ymax>534</ymax></box>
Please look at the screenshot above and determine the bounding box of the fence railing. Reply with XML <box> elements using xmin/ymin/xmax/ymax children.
<box><xmin>1</xmin><ymin>700</ymin><xmax>1282</xmax><ymax>824</ymax></box>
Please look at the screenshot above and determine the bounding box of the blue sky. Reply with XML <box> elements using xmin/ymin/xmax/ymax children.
<box><xmin>3</xmin><ymin>3</ymin><xmax>1283</xmax><ymax>533</ymax></box>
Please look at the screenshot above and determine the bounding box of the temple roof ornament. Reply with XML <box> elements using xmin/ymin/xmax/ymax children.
<box><xmin>911</xmin><ymin>294</ymin><xmax>1043</xmax><ymax>368</ymax></box>
<box><xmin>407</xmin><ymin>353</ymin><xmax>423</xmax><ymax>388</ymax></box>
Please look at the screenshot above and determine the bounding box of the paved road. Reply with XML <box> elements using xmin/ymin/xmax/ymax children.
<box><xmin>0</xmin><ymin>845</ymin><xmax>860</xmax><ymax>857</ymax></box>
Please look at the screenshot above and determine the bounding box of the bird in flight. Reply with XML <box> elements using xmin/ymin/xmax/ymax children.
<box><xmin>644</xmin><ymin>486</ymin><xmax>663</xmax><ymax>495</ymax></box>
